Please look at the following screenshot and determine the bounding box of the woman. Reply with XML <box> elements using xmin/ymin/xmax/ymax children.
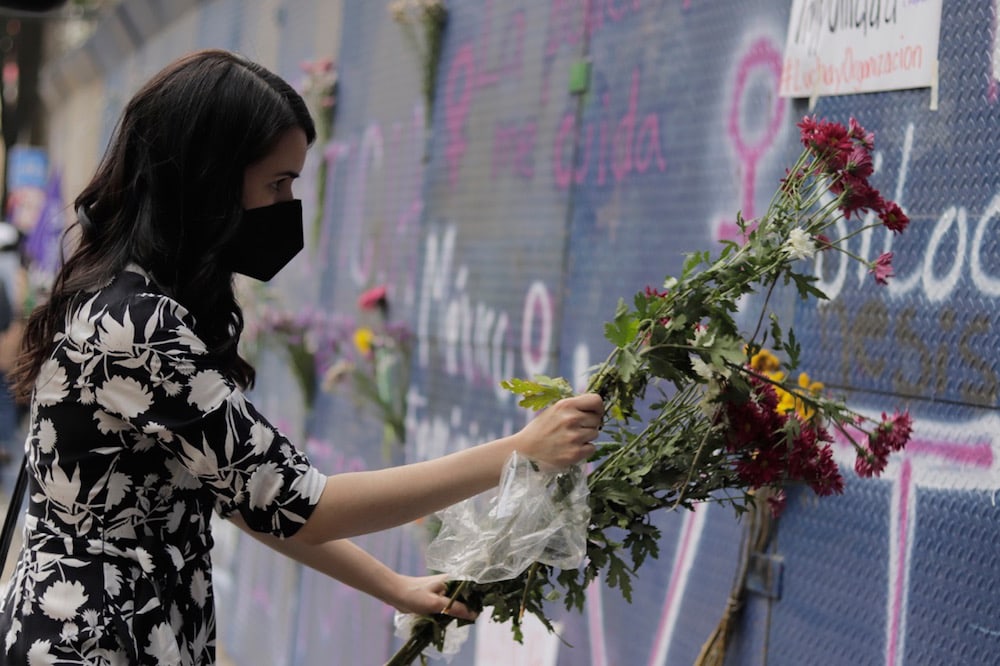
<box><xmin>0</xmin><ymin>50</ymin><xmax>602</xmax><ymax>665</ymax></box>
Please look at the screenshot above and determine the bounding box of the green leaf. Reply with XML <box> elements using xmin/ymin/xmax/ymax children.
<box><xmin>605</xmin><ymin>552</ymin><xmax>634</xmax><ymax>602</ymax></box>
<box><xmin>788</xmin><ymin>271</ymin><xmax>828</xmax><ymax>301</ymax></box>
<box><xmin>605</xmin><ymin>299</ymin><xmax>640</xmax><ymax>348</ymax></box>
<box><xmin>500</xmin><ymin>375</ymin><xmax>574</xmax><ymax>410</ymax></box>
<box><xmin>616</xmin><ymin>348</ymin><xmax>641</xmax><ymax>383</ymax></box>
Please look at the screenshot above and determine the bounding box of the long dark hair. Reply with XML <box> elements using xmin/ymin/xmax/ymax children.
<box><xmin>10</xmin><ymin>49</ymin><xmax>316</xmax><ymax>402</ymax></box>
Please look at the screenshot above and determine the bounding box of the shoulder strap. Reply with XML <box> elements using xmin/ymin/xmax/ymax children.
<box><xmin>0</xmin><ymin>455</ymin><xmax>27</xmax><ymax>570</ymax></box>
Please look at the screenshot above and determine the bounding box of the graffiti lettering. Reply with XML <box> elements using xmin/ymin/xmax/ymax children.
<box><xmin>407</xmin><ymin>386</ymin><xmax>515</xmax><ymax>461</ymax></box>
<box><xmin>323</xmin><ymin>106</ymin><xmax>427</xmax><ymax>292</ymax></box>
<box><xmin>553</xmin><ymin>69</ymin><xmax>666</xmax><ymax>188</ymax></box>
<box><xmin>444</xmin><ymin>4</ymin><xmax>527</xmax><ymax>186</ymax></box>
<box><xmin>818</xmin><ymin>299</ymin><xmax>998</xmax><ymax>406</ymax></box>
<box><xmin>492</xmin><ymin>119</ymin><xmax>538</xmax><ymax>180</ymax></box>
<box><xmin>544</xmin><ymin>0</ymin><xmax>642</xmax><ymax>56</ymax></box>
<box><xmin>521</xmin><ymin>281</ymin><xmax>553</xmax><ymax>378</ymax></box>
<box><xmin>416</xmin><ymin>226</ymin><xmax>517</xmax><ymax>396</ymax></box>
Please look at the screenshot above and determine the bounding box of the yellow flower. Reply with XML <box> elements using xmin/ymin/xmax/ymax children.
<box><xmin>775</xmin><ymin>386</ymin><xmax>796</xmax><ymax>415</ymax></box>
<box><xmin>353</xmin><ymin>327</ymin><xmax>375</xmax><ymax>357</ymax></box>
<box><xmin>795</xmin><ymin>372</ymin><xmax>824</xmax><ymax>420</ymax></box>
<box><xmin>798</xmin><ymin>371</ymin><xmax>824</xmax><ymax>394</ymax></box>
<box><xmin>750</xmin><ymin>348</ymin><xmax>781</xmax><ymax>373</ymax></box>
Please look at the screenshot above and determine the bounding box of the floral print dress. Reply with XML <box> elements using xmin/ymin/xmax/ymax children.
<box><xmin>0</xmin><ymin>266</ymin><xmax>327</xmax><ymax>665</ymax></box>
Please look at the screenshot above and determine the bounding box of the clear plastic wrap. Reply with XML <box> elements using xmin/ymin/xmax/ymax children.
<box><xmin>424</xmin><ymin>452</ymin><xmax>590</xmax><ymax>583</ymax></box>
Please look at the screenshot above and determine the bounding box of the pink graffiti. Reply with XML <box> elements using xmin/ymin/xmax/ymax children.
<box><xmin>887</xmin><ymin>459</ymin><xmax>911</xmax><ymax>666</ymax></box>
<box><xmin>832</xmin><ymin>427</ymin><xmax>994</xmax><ymax>665</ymax></box>
<box><xmin>319</xmin><ymin>106</ymin><xmax>426</xmax><ymax>291</ymax></box>
<box><xmin>552</xmin><ymin>68</ymin><xmax>667</xmax><ymax>188</ymax></box>
<box><xmin>492</xmin><ymin>119</ymin><xmax>538</xmax><ymax>180</ymax></box>
<box><xmin>443</xmin><ymin>3</ymin><xmax>527</xmax><ymax>187</ymax></box>
<box><xmin>521</xmin><ymin>281</ymin><xmax>553</xmax><ymax>377</ymax></box>
<box><xmin>646</xmin><ymin>507</ymin><xmax>705</xmax><ymax>666</ymax></box>
<box><xmin>716</xmin><ymin>38</ymin><xmax>786</xmax><ymax>243</ymax></box>
<box><xmin>445</xmin><ymin>44</ymin><xmax>475</xmax><ymax>187</ymax></box>
<box><xmin>544</xmin><ymin>0</ymin><xmax>642</xmax><ymax>57</ymax></box>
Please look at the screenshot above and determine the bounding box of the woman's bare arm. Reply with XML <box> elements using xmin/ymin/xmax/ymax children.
<box><xmin>294</xmin><ymin>393</ymin><xmax>602</xmax><ymax>544</ymax></box>
<box><xmin>228</xmin><ymin>514</ymin><xmax>478</xmax><ymax>620</ymax></box>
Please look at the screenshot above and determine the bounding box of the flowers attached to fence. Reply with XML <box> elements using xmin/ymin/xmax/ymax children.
<box><xmin>388</xmin><ymin>0</ymin><xmax>448</xmax><ymax>126</ymax></box>
<box><xmin>321</xmin><ymin>285</ymin><xmax>413</xmax><ymax>458</ymax></box>
<box><xmin>297</xmin><ymin>56</ymin><xmax>338</xmax><ymax>244</ymax></box>
<box><xmin>242</xmin><ymin>305</ymin><xmax>350</xmax><ymax>410</ymax></box>
<box><xmin>388</xmin><ymin>115</ymin><xmax>914</xmax><ymax>664</ymax></box>
<box><xmin>242</xmin><ymin>285</ymin><xmax>412</xmax><ymax>456</ymax></box>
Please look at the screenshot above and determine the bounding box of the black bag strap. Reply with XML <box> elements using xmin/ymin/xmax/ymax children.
<box><xmin>0</xmin><ymin>454</ymin><xmax>26</xmax><ymax>569</ymax></box>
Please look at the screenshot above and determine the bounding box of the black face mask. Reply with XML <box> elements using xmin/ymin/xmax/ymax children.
<box><xmin>224</xmin><ymin>199</ymin><xmax>304</xmax><ymax>281</ymax></box>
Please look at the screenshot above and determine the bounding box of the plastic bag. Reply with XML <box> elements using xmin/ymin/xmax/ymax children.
<box><xmin>424</xmin><ymin>452</ymin><xmax>590</xmax><ymax>583</ymax></box>
<box><xmin>392</xmin><ymin>611</ymin><xmax>470</xmax><ymax>662</ymax></box>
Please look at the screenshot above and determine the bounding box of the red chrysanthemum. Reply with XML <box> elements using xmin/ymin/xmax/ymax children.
<box><xmin>879</xmin><ymin>200</ymin><xmax>910</xmax><ymax>234</ymax></box>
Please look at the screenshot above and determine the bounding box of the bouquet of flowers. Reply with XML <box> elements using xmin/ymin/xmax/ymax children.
<box><xmin>387</xmin><ymin>116</ymin><xmax>913</xmax><ymax>665</ymax></box>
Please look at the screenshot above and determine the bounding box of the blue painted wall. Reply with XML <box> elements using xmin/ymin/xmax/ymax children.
<box><xmin>63</xmin><ymin>0</ymin><xmax>1000</xmax><ymax>664</ymax></box>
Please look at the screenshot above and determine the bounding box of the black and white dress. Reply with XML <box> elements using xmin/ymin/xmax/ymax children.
<box><xmin>0</xmin><ymin>266</ymin><xmax>326</xmax><ymax>665</ymax></box>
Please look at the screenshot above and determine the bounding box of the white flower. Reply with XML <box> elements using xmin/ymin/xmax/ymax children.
<box><xmin>783</xmin><ymin>228</ymin><xmax>816</xmax><ymax>261</ymax></box>
<box><xmin>247</xmin><ymin>462</ymin><xmax>283</xmax><ymax>509</ymax></box>
<box><xmin>248</xmin><ymin>421</ymin><xmax>275</xmax><ymax>455</ymax></box>
<box><xmin>36</xmin><ymin>419</ymin><xmax>57</xmax><ymax>454</ymax></box>
<box><xmin>144</xmin><ymin>622</ymin><xmax>181</xmax><ymax>666</ymax></box>
<box><xmin>186</xmin><ymin>370</ymin><xmax>230</xmax><ymax>412</ymax></box>
<box><xmin>59</xmin><ymin>622</ymin><xmax>78</xmax><ymax>642</ymax></box>
<box><xmin>35</xmin><ymin>360</ymin><xmax>69</xmax><ymax>407</ymax></box>
<box><xmin>161</xmin><ymin>380</ymin><xmax>182</xmax><ymax>397</ymax></box>
<box><xmin>103</xmin><ymin>564</ymin><xmax>122</xmax><ymax>596</ymax></box>
<box><xmin>190</xmin><ymin>568</ymin><xmax>209</xmax><ymax>609</ymax></box>
<box><xmin>39</xmin><ymin>580</ymin><xmax>88</xmax><ymax>621</ymax></box>
<box><xmin>95</xmin><ymin>375</ymin><xmax>153</xmax><ymax>420</ymax></box>
<box><xmin>27</xmin><ymin>638</ymin><xmax>57</xmax><ymax>666</ymax></box>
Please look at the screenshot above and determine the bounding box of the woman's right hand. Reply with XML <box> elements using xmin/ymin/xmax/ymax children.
<box><xmin>510</xmin><ymin>393</ymin><xmax>603</xmax><ymax>468</ymax></box>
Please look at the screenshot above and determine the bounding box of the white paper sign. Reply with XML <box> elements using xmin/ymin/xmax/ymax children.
<box><xmin>780</xmin><ymin>0</ymin><xmax>943</xmax><ymax>98</ymax></box>
<box><xmin>474</xmin><ymin>612</ymin><xmax>562</xmax><ymax>666</ymax></box>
